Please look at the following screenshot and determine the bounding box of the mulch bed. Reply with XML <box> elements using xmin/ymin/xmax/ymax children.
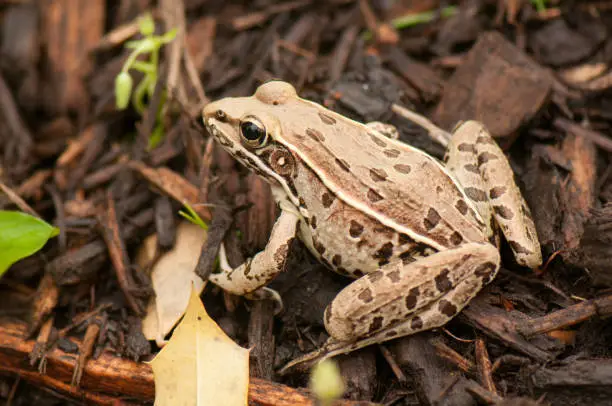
<box><xmin>1</xmin><ymin>0</ymin><xmax>612</xmax><ymax>405</ymax></box>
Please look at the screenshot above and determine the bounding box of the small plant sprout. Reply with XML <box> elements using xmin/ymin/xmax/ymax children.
<box><xmin>0</xmin><ymin>211</ymin><xmax>59</xmax><ymax>278</ymax></box>
<box><xmin>179</xmin><ymin>202</ymin><xmax>208</xmax><ymax>231</ymax></box>
<box><xmin>114</xmin><ymin>12</ymin><xmax>177</xmax><ymax>149</ymax></box>
<box><xmin>309</xmin><ymin>359</ymin><xmax>345</xmax><ymax>406</ymax></box>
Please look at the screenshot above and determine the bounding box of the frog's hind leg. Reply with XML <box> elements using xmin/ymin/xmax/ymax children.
<box><xmin>279</xmin><ymin>242</ymin><xmax>500</xmax><ymax>373</ymax></box>
<box><xmin>445</xmin><ymin>121</ymin><xmax>542</xmax><ymax>268</ymax></box>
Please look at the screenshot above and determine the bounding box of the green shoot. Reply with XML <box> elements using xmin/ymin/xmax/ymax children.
<box><xmin>179</xmin><ymin>203</ymin><xmax>208</xmax><ymax>231</ymax></box>
<box><xmin>114</xmin><ymin>12</ymin><xmax>177</xmax><ymax>149</ymax></box>
<box><xmin>362</xmin><ymin>5</ymin><xmax>458</xmax><ymax>41</ymax></box>
<box><xmin>530</xmin><ymin>0</ymin><xmax>548</xmax><ymax>12</ymax></box>
<box><xmin>0</xmin><ymin>211</ymin><xmax>59</xmax><ymax>278</ymax></box>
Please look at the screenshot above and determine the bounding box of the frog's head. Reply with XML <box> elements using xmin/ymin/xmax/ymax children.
<box><xmin>203</xmin><ymin>81</ymin><xmax>302</xmax><ymax>199</ymax></box>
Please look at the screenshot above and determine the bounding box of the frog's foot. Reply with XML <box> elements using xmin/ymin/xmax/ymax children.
<box><xmin>445</xmin><ymin>121</ymin><xmax>542</xmax><ymax>268</ymax></box>
<box><xmin>280</xmin><ymin>243</ymin><xmax>501</xmax><ymax>375</ymax></box>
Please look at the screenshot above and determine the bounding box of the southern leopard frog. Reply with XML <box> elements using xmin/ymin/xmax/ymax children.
<box><xmin>202</xmin><ymin>81</ymin><xmax>542</xmax><ymax>370</ymax></box>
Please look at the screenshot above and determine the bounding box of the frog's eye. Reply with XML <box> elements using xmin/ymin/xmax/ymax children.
<box><xmin>240</xmin><ymin>116</ymin><xmax>267</xmax><ymax>147</ymax></box>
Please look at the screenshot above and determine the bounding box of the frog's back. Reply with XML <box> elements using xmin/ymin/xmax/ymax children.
<box><xmin>274</xmin><ymin>98</ymin><xmax>487</xmax><ymax>250</ymax></box>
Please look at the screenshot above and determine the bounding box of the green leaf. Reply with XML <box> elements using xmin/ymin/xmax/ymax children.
<box><xmin>159</xmin><ymin>28</ymin><xmax>178</xmax><ymax>44</ymax></box>
<box><xmin>115</xmin><ymin>72</ymin><xmax>134</xmax><ymax>110</ymax></box>
<box><xmin>139</xmin><ymin>13</ymin><xmax>155</xmax><ymax>36</ymax></box>
<box><xmin>0</xmin><ymin>211</ymin><xmax>59</xmax><ymax>278</ymax></box>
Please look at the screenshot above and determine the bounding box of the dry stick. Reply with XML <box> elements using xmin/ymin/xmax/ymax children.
<box><xmin>554</xmin><ymin>117</ymin><xmax>612</xmax><ymax>153</ymax></box>
<box><xmin>0</xmin><ymin>320</ymin><xmax>374</xmax><ymax>406</ymax></box>
<box><xmin>98</xmin><ymin>191</ymin><xmax>143</xmax><ymax>315</ymax></box>
<box><xmin>474</xmin><ymin>339</ymin><xmax>497</xmax><ymax>396</ymax></box>
<box><xmin>430</xmin><ymin>338</ymin><xmax>475</xmax><ymax>374</ymax></box>
<box><xmin>0</xmin><ymin>182</ymin><xmax>39</xmax><ymax>217</ymax></box>
<box><xmin>518</xmin><ymin>293</ymin><xmax>612</xmax><ymax>337</ymax></box>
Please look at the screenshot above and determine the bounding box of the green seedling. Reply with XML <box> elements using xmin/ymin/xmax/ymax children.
<box><xmin>115</xmin><ymin>12</ymin><xmax>177</xmax><ymax>149</ymax></box>
<box><xmin>362</xmin><ymin>5</ymin><xmax>458</xmax><ymax>41</ymax></box>
<box><xmin>179</xmin><ymin>202</ymin><xmax>208</xmax><ymax>231</ymax></box>
<box><xmin>530</xmin><ymin>0</ymin><xmax>548</xmax><ymax>12</ymax></box>
<box><xmin>0</xmin><ymin>211</ymin><xmax>59</xmax><ymax>278</ymax></box>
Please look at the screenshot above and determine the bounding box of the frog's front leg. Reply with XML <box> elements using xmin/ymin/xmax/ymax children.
<box><xmin>445</xmin><ymin>121</ymin><xmax>542</xmax><ymax>268</ymax></box>
<box><xmin>209</xmin><ymin>209</ymin><xmax>300</xmax><ymax>295</ymax></box>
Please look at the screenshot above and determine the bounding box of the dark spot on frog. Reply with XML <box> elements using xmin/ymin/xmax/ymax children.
<box><xmin>310</xmin><ymin>215</ymin><xmax>317</xmax><ymax>229</ymax></box>
<box><xmin>369</xmin><ymin>168</ymin><xmax>388</xmax><ymax>182</ymax></box>
<box><xmin>438</xmin><ymin>299</ymin><xmax>458</xmax><ymax>317</ymax></box>
<box><xmin>358</xmin><ymin>288</ymin><xmax>373</xmax><ymax>303</ymax></box>
<box><xmin>385</xmin><ymin>330</ymin><xmax>398</xmax><ymax>337</ymax></box>
<box><xmin>424</xmin><ymin>208</ymin><xmax>441</xmax><ymax>230</ymax></box>
<box><xmin>299</xmin><ymin>197</ymin><xmax>307</xmax><ymax>208</ymax></box>
<box><xmin>322</xmin><ymin>192</ymin><xmax>335</xmax><ymax>208</ymax></box>
<box><xmin>398</xmin><ymin>233</ymin><xmax>414</xmax><ymax>245</ymax></box>
<box><xmin>489</xmin><ymin>186</ymin><xmax>507</xmax><ymax>199</ymax></box>
<box><xmin>405</xmin><ymin>287</ymin><xmax>419</xmax><ymax>310</ymax></box>
<box><xmin>349</xmin><ymin>220</ymin><xmax>364</xmax><ymax>238</ymax></box>
<box><xmin>410</xmin><ymin>316</ymin><xmax>423</xmax><ymax>330</ymax></box>
<box><xmin>475</xmin><ymin>262</ymin><xmax>497</xmax><ymax>285</ymax></box>
<box><xmin>318</xmin><ymin>112</ymin><xmax>336</xmax><ymax>125</ymax></box>
<box><xmin>370</xmin><ymin>134</ymin><xmax>387</xmax><ymax>148</ymax></box>
<box><xmin>368</xmin><ymin>316</ymin><xmax>384</xmax><ymax>334</ymax></box>
<box><xmin>434</xmin><ymin>268</ymin><xmax>452</xmax><ymax>293</ymax></box>
<box><xmin>493</xmin><ymin>205</ymin><xmax>514</xmax><ymax>220</ymax></box>
<box><xmin>332</xmin><ymin>254</ymin><xmax>342</xmax><ymax>266</ymax></box>
<box><xmin>373</xmin><ymin>242</ymin><xmax>394</xmax><ymax>265</ymax></box>
<box><xmin>367</xmin><ymin>188</ymin><xmax>384</xmax><ymax>202</ymax></box>
<box><xmin>450</xmin><ymin>232</ymin><xmax>463</xmax><ymax>246</ymax></box>
<box><xmin>353</xmin><ymin>269</ymin><xmax>365</xmax><ymax>277</ymax></box>
<box><xmin>368</xmin><ymin>271</ymin><xmax>384</xmax><ymax>283</ymax></box>
<box><xmin>476</xmin><ymin>135</ymin><xmax>496</xmax><ymax>144</ymax></box>
<box><xmin>464</xmin><ymin>187</ymin><xmax>487</xmax><ymax>202</ymax></box>
<box><xmin>478</xmin><ymin>152</ymin><xmax>499</xmax><ymax>166</ymax></box>
<box><xmin>393</xmin><ymin>164</ymin><xmax>411</xmax><ymax>174</ymax></box>
<box><xmin>335</xmin><ymin>158</ymin><xmax>350</xmax><ymax>172</ymax></box>
<box><xmin>457</xmin><ymin>143</ymin><xmax>477</xmax><ymax>153</ymax></box>
<box><xmin>384</xmin><ymin>149</ymin><xmax>400</xmax><ymax>158</ymax></box>
<box><xmin>313</xmin><ymin>238</ymin><xmax>326</xmax><ymax>255</ymax></box>
<box><xmin>306</xmin><ymin>128</ymin><xmax>325</xmax><ymax>142</ymax></box>
<box><xmin>464</xmin><ymin>164</ymin><xmax>479</xmax><ymax>174</ymax></box>
<box><xmin>387</xmin><ymin>270</ymin><xmax>400</xmax><ymax>283</ymax></box>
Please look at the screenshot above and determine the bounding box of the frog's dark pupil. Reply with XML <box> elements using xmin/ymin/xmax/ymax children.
<box><xmin>241</xmin><ymin>121</ymin><xmax>264</xmax><ymax>141</ymax></box>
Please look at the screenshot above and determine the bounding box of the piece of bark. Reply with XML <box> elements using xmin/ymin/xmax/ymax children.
<box><xmin>97</xmin><ymin>191</ymin><xmax>142</xmax><ymax>315</ymax></box>
<box><xmin>557</xmin><ymin>130</ymin><xmax>598</xmax><ymax>250</ymax></box>
<box><xmin>128</xmin><ymin>161</ymin><xmax>212</xmax><ymax>223</ymax></box>
<box><xmin>383</xmin><ymin>46</ymin><xmax>445</xmax><ymax>102</ymax></box>
<box><xmin>517</xmin><ymin>293</ymin><xmax>612</xmax><ymax>337</ymax></box>
<box><xmin>28</xmin><ymin>273</ymin><xmax>59</xmax><ymax>336</ymax></box>
<box><xmin>41</xmin><ymin>0</ymin><xmax>105</xmax><ymax>116</ymax></box>
<box><xmin>433</xmin><ymin>31</ymin><xmax>552</xmax><ymax>141</ymax></box>
<box><xmin>248</xmin><ymin>299</ymin><xmax>276</xmax><ymax>380</ymax></box>
<box><xmin>531</xmin><ymin>360</ymin><xmax>612</xmax><ymax>405</ymax></box>
<box><xmin>391</xmin><ymin>333</ymin><xmax>476</xmax><ymax>406</ymax></box>
<box><xmin>474</xmin><ymin>339</ymin><xmax>497</xmax><ymax>395</ymax></box>
<box><xmin>47</xmin><ymin>209</ymin><xmax>154</xmax><ymax>285</ymax></box>
<box><xmin>461</xmin><ymin>295</ymin><xmax>560</xmax><ymax>362</ymax></box>
<box><xmin>337</xmin><ymin>348</ymin><xmax>378</xmax><ymax>401</ymax></box>
<box><xmin>0</xmin><ymin>320</ymin><xmax>375</xmax><ymax>405</ymax></box>
<box><xmin>566</xmin><ymin>203</ymin><xmax>612</xmax><ymax>287</ymax></box>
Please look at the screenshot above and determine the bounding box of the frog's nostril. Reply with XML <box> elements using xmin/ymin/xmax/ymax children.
<box><xmin>215</xmin><ymin>110</ymin><xmax>227</xmax><ymax>121</ymax></box>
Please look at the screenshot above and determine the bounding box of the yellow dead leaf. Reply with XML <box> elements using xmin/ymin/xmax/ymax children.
<box><xmin>150</xmin><ymin>287</ymin><xmax>250</xmax><ymax>406</ymax></box>
<box><xmin>140</xmin><ymin>222</ymin><xmax>207</xmax><ymax>346</ymax></box>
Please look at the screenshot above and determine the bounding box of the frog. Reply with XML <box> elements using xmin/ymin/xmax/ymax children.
<box><xmin>201</xmin><ymin>80</ymin><xmax>542</xmax><ymax>371</ymax></box>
